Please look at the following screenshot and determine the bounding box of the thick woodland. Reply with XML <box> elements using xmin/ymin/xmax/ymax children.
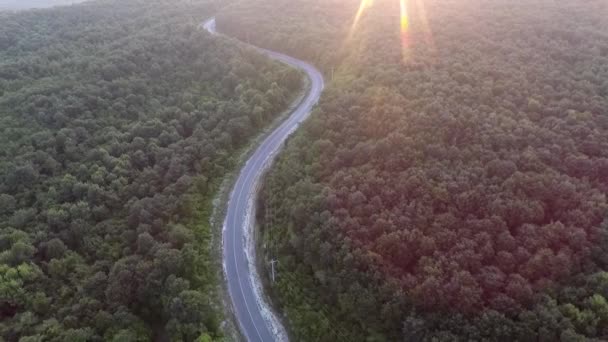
<box><xmin>0</xmin><ymin>1</ymin><xmax>301</xmax><ymax>340</ymax></box>
<box><xmin>219</xmin><ymin>0</ymin><xmax>608</xmax><ymax>340</ymax></box>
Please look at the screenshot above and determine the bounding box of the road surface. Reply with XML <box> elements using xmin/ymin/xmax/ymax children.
<box><xmin>203</xmin><ymin>18</ymin><xmax>324</xmax><ymax>342</ymax></box>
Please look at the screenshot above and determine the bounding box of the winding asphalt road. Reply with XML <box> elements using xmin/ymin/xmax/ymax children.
<box><xmin>203</xmin><ymin>18</ymin><xmax>324</xmax><ymax>342</ymax></box>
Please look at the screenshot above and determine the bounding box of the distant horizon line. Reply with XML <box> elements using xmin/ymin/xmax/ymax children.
<box><xmin>0</xmin><ymin>0</ymin><xmax>89</xmax><ymax>11</ymax></box>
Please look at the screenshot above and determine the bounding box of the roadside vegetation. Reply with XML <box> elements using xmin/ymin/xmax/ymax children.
<box><xmin>220</xmin><ymin>0</ymin><xmax>608</xmax><ymax>340</ymax></box>
<box><xmin>0</xmin><ymin>0</ymin><xmax>301</xmax><ymax>340</ymax></box>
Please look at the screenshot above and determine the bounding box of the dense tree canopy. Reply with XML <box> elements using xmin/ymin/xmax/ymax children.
<box><xmin>0</xmin><ymin>0</ymin><xmax>301</xmax><ymax>340</ymax></box>
<box><xmin>221</xmin><ymin>0</ymin><xmax>608</xmax><ymax>340</ymax></box>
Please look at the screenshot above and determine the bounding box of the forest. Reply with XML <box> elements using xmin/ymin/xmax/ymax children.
<box><xmin>0</xmin><ymin>0</ymin><xmax>301</xmax><ymax>340</ymax></box>
<box><xmin>220</xmin><ymin>0</ymin><xmax>608</xmax><ymax>340</ymax></box>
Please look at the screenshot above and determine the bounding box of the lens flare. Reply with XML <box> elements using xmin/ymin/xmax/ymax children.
<box><xmin>414</xmin><ymin>0</ymin><xmax>436</xmax><ymax>53</ymax></box>
<box><xmin>400</xmin><ymin>0</ymin><xmax>411</xmax><ymax>61</ymax></box>
<box><xmin>400</xmin><ymin>0</ymin><xmax>409</xmax><ymax>33</ymax></box>
<box><xmin>348</xmin><ymin>0</ymin><xmax>374</xmax><ymax>40</ymax></box>
<box><xmin>354</xmin><ymin>0</ymin><xmax>374</xmax><ymax>29</ymax></box>
<box><xmin>343</xmin><ymin>0</ymin><xmax>436</xmax><ymax>65</ymax></box>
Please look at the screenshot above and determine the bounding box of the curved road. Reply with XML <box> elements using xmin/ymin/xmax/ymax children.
<box><xmin>203</xmin><ymin>18</ymin><xmax>324</xmax><ymax>342</ymax></box>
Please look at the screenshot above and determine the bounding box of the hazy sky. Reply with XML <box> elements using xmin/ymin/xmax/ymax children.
<box><xmin>0</xmin><ymin>0</ymin><xmax>87</xmax><ymax>10</ymax></box>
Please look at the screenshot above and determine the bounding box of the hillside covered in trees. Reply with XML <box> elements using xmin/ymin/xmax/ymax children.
<box><xmin>220</xmin><ymin>0</ymin><xmax>608</xmax><ymax>340</ymax></box>
<box><xmin>0</xmin><ymin>0</ymin><xmax>301</xmax><ymax>340</ymax></box>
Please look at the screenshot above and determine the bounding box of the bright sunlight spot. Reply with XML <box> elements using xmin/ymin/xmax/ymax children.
<box><xmin>400</xmin><ymin>0</ymin><xmax>410</xmax><ymax>61</ymax></box>
<box><xmin>348</xmin><ymin>0</ymin><xmax>374</xmax><ymax>41</ymax></box>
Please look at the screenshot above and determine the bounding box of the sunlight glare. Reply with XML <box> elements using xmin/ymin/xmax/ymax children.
<box><xmin>400</xmin><ymin>0</ymin><xmax>411</xmax><ymax>61</ymax></box>
<box><xmin>400</xmin><ymin>0</ymin><xmax>409</xmax><ymax>33</ymax></box>
<box><xmin>348</xmin><ymin>0</ymin><xmax>374</xmax><ymax>40</ymax></box>
<box><xmin>414</xmin><ymin>0</ymin><xmax>436</xmax><ymax>52</ymax></box>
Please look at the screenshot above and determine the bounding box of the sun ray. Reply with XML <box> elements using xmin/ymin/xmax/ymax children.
<box><xmin>348</xmin><ymin>0</ymin><xmax>374</xmax><ymax>41</ymax></box>
<box><xmin>414</xmin><ymin>0</ymin><xmax>436</xmax><ymax>55</ymax></box>
<box><xmin>400</xmin><ymin>0</ymin><xmax>409</xmax><ymax>33</ymax></box>
<box><xmin>400</xmin><ymin>0</ymin><xmax>411</xmax><ymax>62</ymax></box>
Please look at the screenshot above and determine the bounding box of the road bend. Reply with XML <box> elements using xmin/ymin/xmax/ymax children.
<box><xmin>203</xmin><ymin>18</ymin><xmax>325</xmax><ymax>342</ymax></box>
